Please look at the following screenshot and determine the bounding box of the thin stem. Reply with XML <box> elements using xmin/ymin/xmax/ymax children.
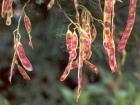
<box><xmin>56</xmin><ymin>0</ymin><xmax>77</xmax><ymax>25</ymax></box>
<box><xmin>17</xmin><ymin>0</ymin><xmax>30</xmax><ymax>30</ymax></box>
<box><xmin>79</xmin><ymin>5</ymin><xmax>104</xmax><ymax>25</ymax></box>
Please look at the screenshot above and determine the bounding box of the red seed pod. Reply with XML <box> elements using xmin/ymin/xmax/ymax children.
<box><xmin>103</xmin><ymin>0</ymin><xmax>118</xmax><ymax>72</ymax></box>
<box><xmin>66</xmin><ymin>30</ymin><xmax>78</xmax><ymax>51</ymax></box>
<box><xmin>60</xmin><ymin>30</ymin><xmax>78</xmax><ymax>81</ymax></box>
<box><xmin>24</xmin><ymin>15</ymin><xmax>31</xmax><ymax>34</ymax></box>
<box><xmin>60</xmin><ymin>50</ymin><xmax>77</xmax><ymax>81</ymax></box>
<box><xmin>108</xmin><ymin>47</ymin><xmax>117</xmax><ymax>72</ymax></box>
<box><xmin>6</xmin><ymin>5</ymin><xmax>13</xmax><ymax>26</ymax></box>
<box><xmin>60</xmin><ymin>62</ymin><xmax>72</xmax><ymax>81</ymax></box>
<box><xmin>1</xmin><ymin>0</ymin><xmax>11</xmax><ymax>18</ymax></box>
<box><xmin>84</xmin><ymin>60</ymin><xmax>98</xmax><ymax>75</ymax></box>
<box><xmin>118</xmin><ymin>0</ymin><xmax>137</xmax><ymax>53</ymax></box>
<box><xmin>16</xmin><ymin>42</ymin><xmax>33</xmax><ymax>71</ymax></box>
<box><xmin>80</xmin><ymin>30</ymin><xmax>92</xmax><ymax>60</ymax></box>
<box><xmin>17</xmin><ymin>65</ymin><xmax>31</xmax><ymax>80</ymax></box>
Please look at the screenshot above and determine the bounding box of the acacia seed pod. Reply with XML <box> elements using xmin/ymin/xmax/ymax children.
<box><xmin>16</xmin><ymin>42</ymin><xmax>33</xmax><ymax>71</ymax></box>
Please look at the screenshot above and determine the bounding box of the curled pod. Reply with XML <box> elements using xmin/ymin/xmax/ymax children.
<box><xmin>118</xmin><ymin>0</ymin><xmax>137</xmax><ymax>53</ymax></box>
<box><xmin>84</xmin><ymin>60</ymin><xmax>98</xmax><ymax>75</ymax></box>
<box><xmin>60</xmin><ymin>62</ymin><xmax>72</xmax><ymax>81</ymax></box>
<box><xmin>16</xmin><ymin>42</ymin><xmax>33</xmax><ymax>71</ymax></box>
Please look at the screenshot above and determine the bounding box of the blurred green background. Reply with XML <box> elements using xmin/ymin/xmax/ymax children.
<box><xmin>0</xmin><ymin>0</ymin><xmax>140</xmax><ymax>105</ymax></box>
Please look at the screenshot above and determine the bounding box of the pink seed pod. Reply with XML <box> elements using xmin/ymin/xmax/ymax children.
<box><xmin>1</xmin><ymin>0</ymin><xmax>11</xmax><ymax>18</ymax></box>
<box><xmin>17</xmin><ymin>65</ymin><xmax>31</xmax><ymax>80</ymax></box>
<box><xmin>108</xmin><ymin>46</ymin><xmax>117</xmax><ymax>72</ymax></box>
<box><xmin>118</xmin><ymin>0</ymin><xmax>137</xmax><ymax>53</ymax></box>
<box><xmin>84</xmin><ymin>60</ymin><xmax>98</xmax><ymax>75</ymax></box>
<box><xmin>24</xmin><ymin>15</ymin><xmax>31</xmax><ymax>34</ymax></box>
<box><xmin>81</xmin><ymin>35</ymin><xmax>92</xmax><ymax>59</ymax></box>
<box><xmin>104</xmin><ymin>33</ymin><xmax>117</xmax><ymax>72</ymax></box>
<box><xmin>24</xmin><ymin>15</ymin><xmax>33</xmax><ymax>48</ymax></box>
<box><xmin>60</xmin><ymin>62</ymin><xmax>72</xmax><ymax>81</ymax></box>
<box><xmin>66</xmin><ymin>30</ymin><xmax>78</xmax><ymax>51</ymax></box>
<box><xmin>103</xmin><ymin>0</ymin><xmax>118</xmax><ymax>72</ymax></box>
<box><xmin>60</xmin><ymin>50</ymin><xmax>77</xmax><ymax>81</ymax></box>
<box><xmin>16</xmin><ymin>42</ymin><xmax>33</xmax><ymax>71</ymax></box>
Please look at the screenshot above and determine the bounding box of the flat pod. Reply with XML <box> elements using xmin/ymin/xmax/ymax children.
<box><xmin>17</xmin><ymin>65</ymin><xmax>31</xmax><ymax>80</ymax></box>
<box><xmin>16</xmin><ymin>42</ymin><xmax>33</xmax><ymax>71</ymax></box>
<box><xmin>24</xmin><ymin>15</ymin><xmax>31</xmax><ymax>34</ymax></box>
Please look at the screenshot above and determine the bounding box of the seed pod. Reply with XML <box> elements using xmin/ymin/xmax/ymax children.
<box><xmin>16</xmin><ymin>42</ymin><xmax>33</xmax><ymax>71</ymax></box>
<box><xmin>66</xmin><ymin>30</ymin><xmax>78</xmax><ymax>51</ymax></box>
<box><xmin>24</xmin><ymin>15</ymin><xmax>33</xmax><ymax>48</ymax></box>
<box><xmin>24</xmin><ymin>15</ymin><xmax>31</xmax><ymax>34</ymax></box>
<box><xmin>60</xmin><ymin>50</ymin><xmax>77</xmax><ymax>81</ymax></box>
<box><xmin>17</xmin><ymin>65</ymin><xmax>31</xmax><ymax>80</ymax></box>
<box><xmin>108</xmin><ymin>46</ymin><xmax>117</xmax><ymax>72</ymax></box>
<box><xmin>6</xmin><ymin>7</ymin><xmax>13</xmax><ymax>26</ymax></box>
<box><xmin>80</xmin><ymin>29</ymin><xmax>92</xmax><ymax>60</ymax></box>
<box><xmin>60</xmin><ymin>62</ymin><xmax>72</xmax><ymax>81</ymax></box>
<box><xmin>84</xmin><ymin>60</ymin><xmax>98</xmax><ymax>75</ymax></box>
<box><xmin>103</xmin><ymin>0</ymin><xmax>117</xmax><ymax>72</ymax></box>
<box><xmin>118</xmin><ymin>0</ymin><xmax>137</xmax><ymax>53</ymax></box>
<box><xmin>1</xmin><ymin>0</ymin><xmax>11</xmax><ymax>18</ymax></box>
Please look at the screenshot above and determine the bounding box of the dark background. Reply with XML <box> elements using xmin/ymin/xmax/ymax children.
<box><xmin>0</xmin><ymin>0</ymin><xmax>140</xmax><ymax>105</ymax></box>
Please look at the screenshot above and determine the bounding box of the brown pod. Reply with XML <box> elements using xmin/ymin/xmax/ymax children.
<box><xmin>84</xmin><ymin>60</ymin><xmax>98</xmax><ymax>75</ymax></box>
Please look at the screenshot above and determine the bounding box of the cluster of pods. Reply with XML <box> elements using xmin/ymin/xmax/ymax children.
<box><xmin>1</xmin><ymin>0</ymin><xmax>33</xmax><ymax>82</ymax></box>
<box><xmin>60</xmin><ymin>0</ymin><xmax>137</xmax><ymax>101</ymax></box>
<box><xmin>0</xmin><ymin>0</ymin><xmax>137</xmax><ymax>101</ymax></box>
<box><xmin>60</xmin><ymin>4</ymin><xmax>98</xmax><ymax>101</ymax></box>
